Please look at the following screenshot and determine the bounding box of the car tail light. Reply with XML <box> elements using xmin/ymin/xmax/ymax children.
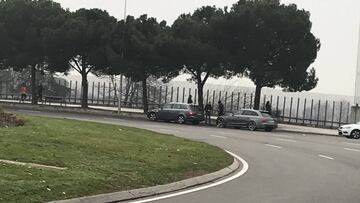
<box><xmin>188</xmin><ymin>112</ymin><xmax>197</xmax><ymax>116</ymax></box>
<box><xmin>260</xmin><ymin>118</ymin><xmax>268</xmax><ymax>123</ymax></box>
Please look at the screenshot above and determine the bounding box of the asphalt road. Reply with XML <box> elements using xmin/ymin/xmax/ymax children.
<box><xmin>12</xmin><ymin>109</ymin><xmax>360</xmax><ymax>203</ymax></box>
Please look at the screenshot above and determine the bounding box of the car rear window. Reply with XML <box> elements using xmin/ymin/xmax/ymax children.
<box><xmin>261</xmin><ymin>113</ymin><xmax>272</xmax><ymax>118</ymax></box>
<box><xmin>189</xmin><ymin>105</ymin><xmax>201</xmax><ymax>112</ymax></box>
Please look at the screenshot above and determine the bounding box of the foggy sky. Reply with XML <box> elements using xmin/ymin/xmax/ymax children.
<box><xmin>54</xmin><ymin>0</ymin><xmax>360</xmax><ymax>96</ymax></box>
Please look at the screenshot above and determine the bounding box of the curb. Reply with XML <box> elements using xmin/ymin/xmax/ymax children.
<box><xmin>48</xmin><ymin>158</ymin><xmax>240</xmax><ymax>203</ymax></box>
<box><xmin>1</xmin><ymin>101</ymin><xmax>339</xmax><ymax>137</ymax></box>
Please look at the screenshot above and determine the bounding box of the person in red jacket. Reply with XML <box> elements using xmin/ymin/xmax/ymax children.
<box><xmin>19</xmin><ymin>83</ymin><xmax>27</xmax><ymax>103</ymax></box>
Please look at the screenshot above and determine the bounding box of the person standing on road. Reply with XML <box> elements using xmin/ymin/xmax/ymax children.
<box><xmin>265</xmin><ymin>101</ymin><xmax>272</xmax><ymax>115</ymax></box>
<box><xmin>19</xmin><ymin>83</ymin><xmax>27</xmax><ymax>103</ymax></box>
<box><xmin>204</xmin><ymin>102</ymin><xmax>213</xmax><ymax>125</ymax></box>
<box><xmin>187</xmin><ymin>95</ymin><xmax>193</xmax><ymax>104</ymax></box>
<box><xmin>218</xmin><ymin>100</ymin><xmax>224</xmax><ymax>116</ymax></box>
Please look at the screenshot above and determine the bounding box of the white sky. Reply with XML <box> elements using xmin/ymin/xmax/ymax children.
<box><xmin>54</xmin><ymin>0</ymin><xmax>360</xmax><ymax>96</ymax></box>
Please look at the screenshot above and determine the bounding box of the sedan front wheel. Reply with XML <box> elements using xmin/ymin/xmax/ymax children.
<box><xmin>149</xmin><ymin>112</ymin><xmax>157</xmax><ymax>121</ymax></box>
<box><xmin>351</xmin><ymin>130</ymin><xmax>360</xmax><ymax>139</ymax></box>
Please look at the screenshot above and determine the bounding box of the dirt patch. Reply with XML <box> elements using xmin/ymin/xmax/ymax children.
<box><xmin>0</xmin><ymin>112</ymin><xmax>25</xmax><ymax>128</ymax></box>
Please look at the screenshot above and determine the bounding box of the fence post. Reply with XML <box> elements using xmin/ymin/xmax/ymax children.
<box><xmin>331</xmin><ymin>101</ymin><xmax>335</xmax><ymax>128</ymax></box>
<box><xmin>263</xmin><ymin>95</ymin><xmax>266</xmax><ymax>110</ymax></box>
<box><xmin>237</xmin><ymin>92</ymin><xmax>240</xmax><ymax>110</ymax></box>
<box><xmin>310</xmin><ymin>99</ymin><xmax>314</xmax><ymax>125</ymax></box>
<box><xmin>206</xmin><ymin>89</ymin><xmax>209</xmax><ymax>104</ymax></box>
<box><xmin>289</xmin><ymin>97</ymin><xmax>293</xmax><ymax>123</ymax></box>
<box><xmin>296</xmin><ymin>98</ymin><xmax>300</xmax><ymax>123</ymax></box>
<box><xmin>159</xmin><ymin>86</ymin><xmax>162</xmax><ymax>107</ymax></box>
<box><xmin>108</xmin><ymin>83</ymin><xmax>111</xmax><ymax>106</ymax></box>
<box><xmin>212</xmin><ymin>90</ymin><xmax>216</xmax><ymax>106</ymax></box>
<box><xmin>170</xmin><ymin>86</ymin><xmax>174</xmax><ymax>103</ymax></box>
<box><xmin>69</xmin><ymin>81</ymin><xmax>72</xmax><ymax>103</ymax></box>
<box><xmin>243</xmin><ymin>93</ymin><xmax>247</xmax><ymax>109</ymax></box>
<box><xmin>165</xmin><ymin>86</ymin><xmax>168</xmax><ymax>104</ymax></box>
<box><xmin>302</xmin><ymin>99</ymin><xmax>307</xmax><ymax>125</ymax></box>
<box><xmin>282</xmin><ymin>97</ymin><xmax>286</xmax><ymax>121</ymax></box>
<box><xmin>250</xmin><ymin>93</ymin><xmax>253</xmax><ymax>109</ymax></box>
<box><xmin>176</xmin><ymin>87</ymin><xmax>179</xmax><ymax>102</ymax></box>
<box><xmin>224</xmin><ymin>91</ymin><xmax>228</xmax><ymax>110</ymax></box>
<box><xmin>91</xmin><ymin>82</ymin><xmax>95</xmax><ymax>104</ymax></box>
<box><xmin>102</xmin><ymin>82</ymin><xmax>106</xmax><ymax>105</ymax></box>
<box><xmin>316</xmin><ymin>100</ymin><xmax>321</xmax><ymax>127</ymax></box>
<box><xmin>194</xmin><ymin>89</ymin><xmax>197</xmax><ymax>104</ymax></box>
<box><xmin>114</xmin><ymin>83</ymin><xmax>117</xmax><ymax>106</ymax></box>
<box><xmin>97</xmin><ymin>82</ymin><xmax>100</xmax><ymax>105</ymax></box>
<box><xmin>346</xmin><ymin>102</ymin><xmax>350</xmax><ymax>124</ymax></box>
<box><xmin>74</xmin><ymin>81</ymin><xmax>78</xmax><ymax>104</ymax></box>
<box><xmin>182</xmin><ymin>87</ymin><xmax>185</xmax><ymax>103</ymax></box>
<box><xmin>230</xmin><ymin>92</ymin><xmax>234</xmax><ymax>111</ymax></box>
<box><xmin>338</xmin><ymin>102</ymin><xmax>343</xmax><ymax>127</ymax></box>
<box><xmin>324</xmin><ymin>100</ymin><xmax>328</xmax><ymax>127</ymax></box>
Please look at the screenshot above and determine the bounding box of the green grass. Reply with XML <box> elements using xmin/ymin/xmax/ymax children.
<box><xmin>0</xmin><ymin>116</ymin><xmax>233</xmax><ymax>203</ymax></box>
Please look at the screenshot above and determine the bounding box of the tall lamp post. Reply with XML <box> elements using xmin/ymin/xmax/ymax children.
<box><xmin>118</xmin><ymin>0</ymin><xmax>127</xmax><ymax>114</ymax></box>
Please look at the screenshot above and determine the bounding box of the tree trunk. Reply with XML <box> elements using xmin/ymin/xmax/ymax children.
<box><xmin>81</xmin><ymin>73</ymin><xmax>88</xmax><ymax>108</ymax></box>
<box><xmin>254</xmin><ymin>84</ymin><xmax>262</xmax><ymax>110</ymax></box>
<box><xmin>142</xmin><ymin>77</ymin><xmax>148</xmax><ymax>114</ymax></box>
<box><xmin>197</xmin><ymin>82</ymin><xmax>204</xmax><ymax>111</ymax></box>
<box><xmin>31</xmin><ymin>65</ymin><xmax>37</xmax><ymax>104</ymax></box>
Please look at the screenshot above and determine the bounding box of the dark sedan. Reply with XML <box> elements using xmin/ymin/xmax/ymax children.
<box><xmin>148</xmin><ymin>102</ymin><xmax>204</xmax><ymax>125</ymax></box>
<box><xmin>216</xmin><ymin>109</ymin><xmax>278</xmax><ymax>132</ymax></box>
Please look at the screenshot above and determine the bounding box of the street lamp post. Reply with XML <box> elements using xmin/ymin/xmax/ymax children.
<box><xmin>118</xmin><ymin>0</ymin><xmax>127</xmax><ymax>114</ymax></box>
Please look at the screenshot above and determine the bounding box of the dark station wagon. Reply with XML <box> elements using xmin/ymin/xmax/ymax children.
<box><xmin>148</xmin><ymin>102</ymin><xmax>204</xmax><ymax>125</ymax></box>
<box><xmin>216</xmin><ymin>109</ymin><xmax>278</xmax><ymax>132</ymax></box>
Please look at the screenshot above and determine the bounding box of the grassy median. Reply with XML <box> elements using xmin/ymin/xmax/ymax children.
<box><xmin>0</xmin><ymin>116</ymin><xmax>233</xmax><ymax>203</ymax></box>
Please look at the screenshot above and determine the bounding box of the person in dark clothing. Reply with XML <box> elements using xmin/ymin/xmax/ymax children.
<box><xmin>38</xmin><ymin>84</ymin><xmax>43</xmax><ymax>102</ymax></box>
<box><xmin>187</xmin><ymin>95</ymin><xmax>193</xmax><ymax>104</ymax></box>
<box><xmin>218</xmin><ymin>100</ymin><xmax>224</xmax><ymax>116</ymax></box>
<box><xmin>204</xmin><ymin>102</ymin><xmax>213</xmax><ymax>125</ymax></box>
<box><xmin>265</xmin><ymin>101</ymin><xmax>272</xmax><ymax>115</ymax></box>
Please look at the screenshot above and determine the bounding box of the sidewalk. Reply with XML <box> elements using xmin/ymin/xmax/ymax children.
<box><xmin>0</xmin><ymin>100</ymin><xmax>340</xmax><ymax>137</ymax></box>
<box><xmin>276</xmin><ymin>124</ymin><xmax>337</xmax><ymax>136</ymax></box>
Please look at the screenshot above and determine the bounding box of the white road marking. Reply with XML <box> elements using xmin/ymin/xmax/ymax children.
<box><xmin>276</xmin><ymin>138</ymin><xmax>297</xmax><ymax>143</ymax></box>
<box><xmin>128</xmin><ymin>151</ymin><xmax>249</xmax><ymax>203</ymax></box>
<box><xmin>209</xmin><ymin>135</ymin><xmax>228</xmax><ymax>139</ymax></box>
<box><xmin>270</xmin><ymin>134</ymin><xmax>293</xmax><ymax>138</ymax></box>
<box><xmin>344</xmin><ymin>148</ymin><xmax>360</xmax><ymax>152</ymax></box>
<box><xmin>318</xmin><ymin>155</ymin><xmax>334</xmax><ymax>160</ymax></box>
<box><xmin>265</xmin><ymin>144</ymin><xmax>282</xmax><ymax>149</ymax></box>
<box><xmin>343</xmin><ymin>142</ymin><xmax>360</xmax><ymax>146</ymax></box>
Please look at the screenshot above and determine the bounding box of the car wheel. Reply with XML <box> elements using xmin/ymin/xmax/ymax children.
<box><xmin>149</xmin><ymin>112</ymin><xmax>157</xmax><ymax>121</ymax></box>
<box><xmin>265</xmin><ymin>128</ymin><xmax>273</xmax><ymax>132</ymax></box>
<box><xmin>248</xmin><ymin>121</ymin><xmax>257</xmax><ymax>131</ymax></box>
<box><xmin>351</xmin><ymin>130</ymin><xmax>360</xmax><ymax>139</ymax></box>
<box><xmin>216</xmin><ymin>118</ymin><xmax>226</xmax><ymax>128</ymax></box>
<box><xmin>177</xmin><ymin>115</ymin><xmax>186</xmax><ymax>124</ymax></box>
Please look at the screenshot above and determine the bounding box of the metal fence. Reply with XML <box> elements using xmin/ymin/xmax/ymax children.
<box><xmin>0</xmin><ymin>80</ymin><xmax>351</xmax><ymax>129</ymax></box>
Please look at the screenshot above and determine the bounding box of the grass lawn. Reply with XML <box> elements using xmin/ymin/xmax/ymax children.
<box><xmin>0</xmin><ymin>116</ymin><xmax>233</xmax><ymax>203</ymax></box>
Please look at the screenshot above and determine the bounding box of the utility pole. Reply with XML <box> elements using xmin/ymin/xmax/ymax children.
<box><xmin>118</xmin><ymin>0</ymin><xmax>127</xmax><ymax>114</ymax></box>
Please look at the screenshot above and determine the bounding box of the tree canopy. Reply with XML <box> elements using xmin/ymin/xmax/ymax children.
<box><xmin>215</xmin><ymin>0</ymin><xmax>320</xmax><ymax>109</ymax></box>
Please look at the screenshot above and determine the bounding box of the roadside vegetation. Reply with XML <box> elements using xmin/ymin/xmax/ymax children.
<box><xmin>0</xmin><ymin>116</ymin><xmax>233</xmax><ymax>203</ymax></box>
<box><xmin>0</xmin><ymin>0</ymin><xmax>320</xmax><ymax>111</ymax></box>
<box><xmin>0</xmin><ymin>108</ymin><xmax>24</xmax><ymax>127</ymax></box>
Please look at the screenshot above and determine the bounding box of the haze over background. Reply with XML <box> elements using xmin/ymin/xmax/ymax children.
<box><xmin>54</xmin><ymin>0</ymin><xmax>360</xmax><ymax>97</ymax></box>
